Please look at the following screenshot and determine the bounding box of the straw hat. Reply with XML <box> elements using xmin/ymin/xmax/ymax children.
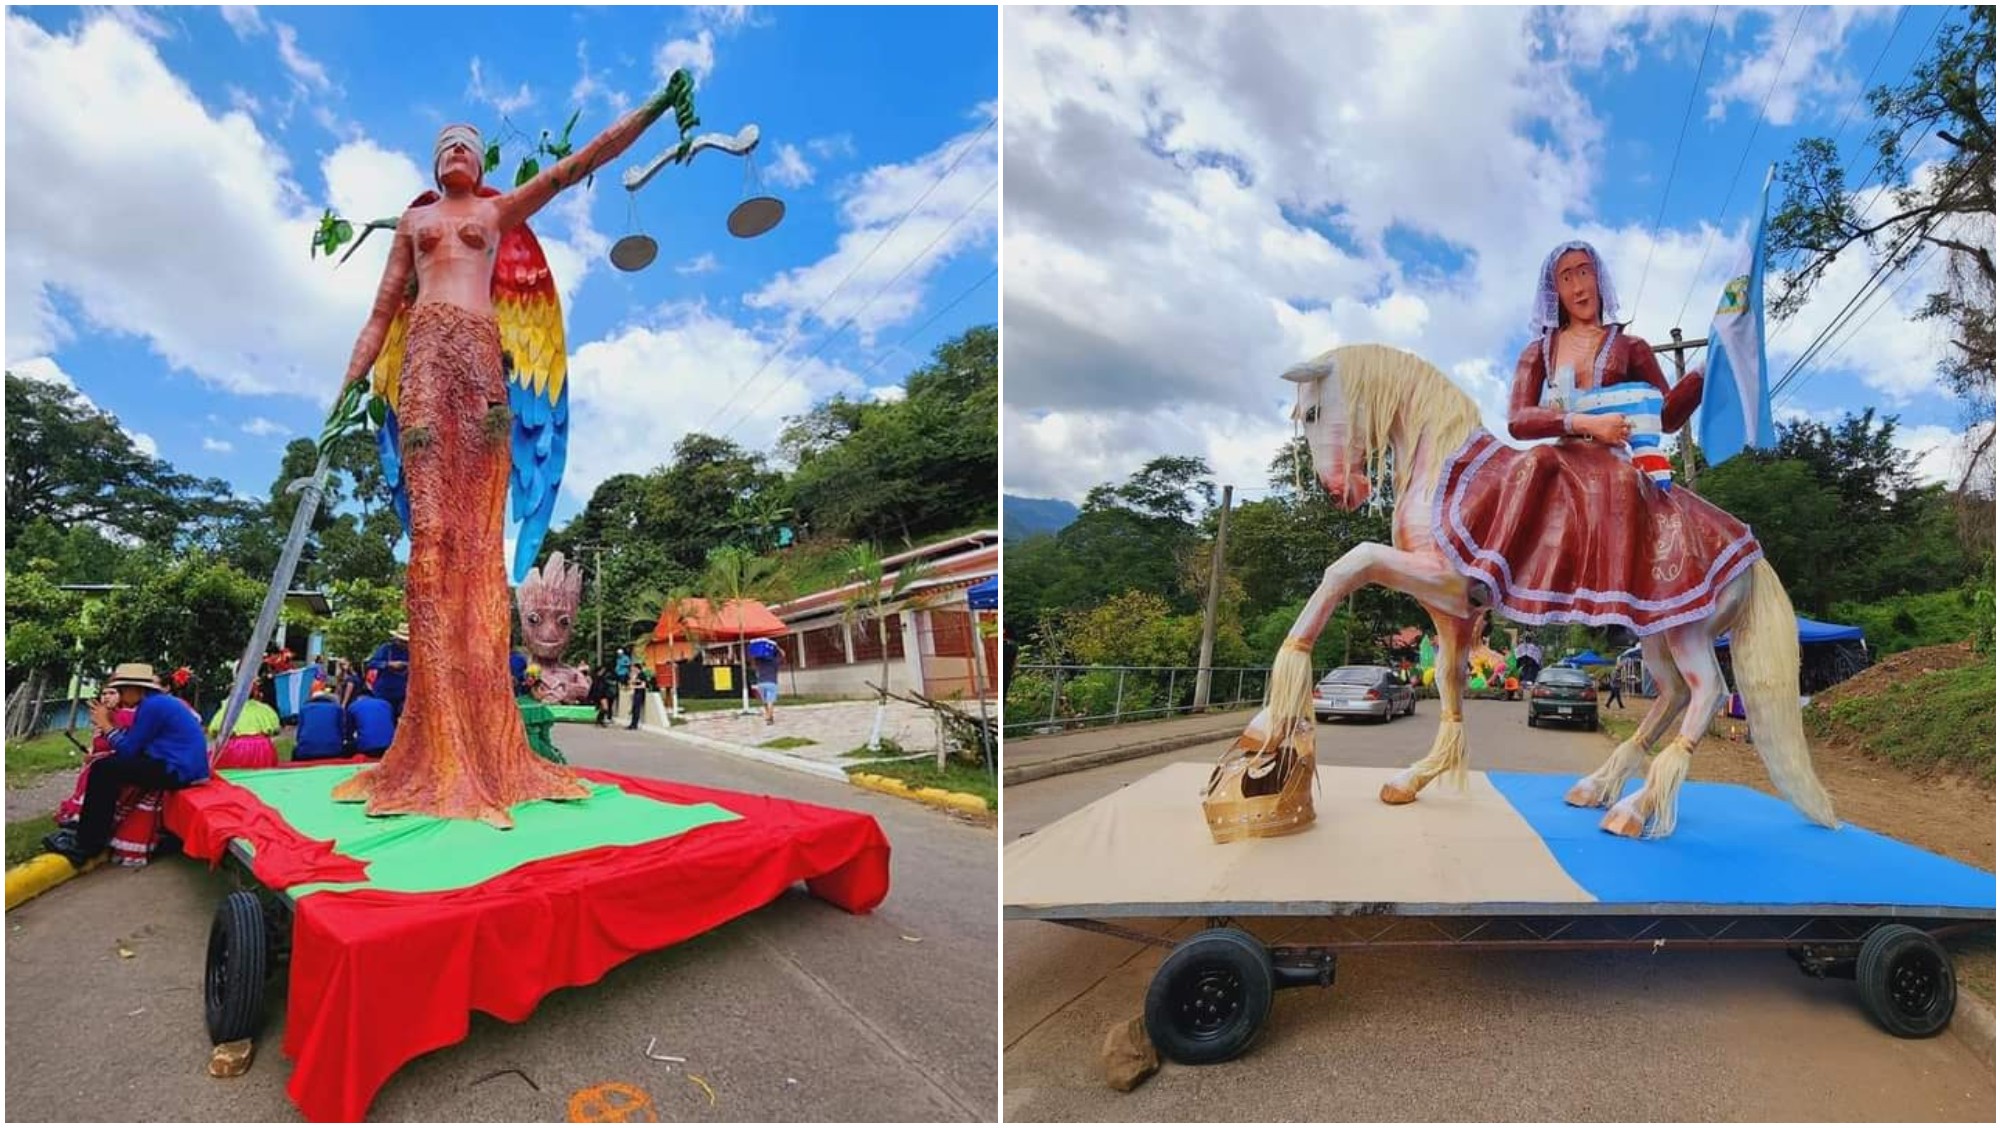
<box><xmin>104</xmin><ymin>663</ymin><xmax>161</xmax><ymax>692</ymax></box>
<box><xmin>391</xmin><ymin>623</ymin><xmax>410</xmax><ymax>642</ymax></box>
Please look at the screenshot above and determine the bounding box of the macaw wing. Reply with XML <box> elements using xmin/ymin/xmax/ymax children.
<box><xmin>492</xmin><ymin>220</ymin><xmax>568</xmax><ymax>584</ymax></box>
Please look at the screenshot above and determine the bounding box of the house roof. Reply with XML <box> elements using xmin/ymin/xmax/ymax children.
<box><xmin>769</xmin><ymin>544</ymin><xmax>997</xmax><ymax>624</ymax></box>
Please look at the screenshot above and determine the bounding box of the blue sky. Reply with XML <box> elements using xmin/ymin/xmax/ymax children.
<box><xmin>8</xmin><ymin>4</ymin><xmax>998</xmax><ymax>525</ymax></box>
<box><xmin>1003</xmin><ymin>6</ymin><xmax>1991</xmax><ymax>502</ymax></box>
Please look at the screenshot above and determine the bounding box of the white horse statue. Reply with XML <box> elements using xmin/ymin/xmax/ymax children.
<box><xmin>1205</xmin><ymin>343</ymin><xmax>1838</xmax><ymax>842</ymax></box>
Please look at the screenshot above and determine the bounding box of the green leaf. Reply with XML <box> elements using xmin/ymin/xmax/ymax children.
<box><xmin>333</xmin><ymin>220</ymin><xmax>353</xmax><ymax>244</ymax></box>
<box><xmin>484</xmin><ymin>142</ymin><xmax>503</xmax><ymax>173</ymax></box>
<box><xmin>560</xmin><ymin>107</ymin><xmax>580</xmax><ymax>145</ymax></box>
<box><xmin>366</xmin><ymin>396</ymin><xmax>387</xmax><ymax>428</ymax></box>
<box><xmin>515</xmin><ymin>157</ymin><xmax>540</xmax><ymax>187</ymax></box>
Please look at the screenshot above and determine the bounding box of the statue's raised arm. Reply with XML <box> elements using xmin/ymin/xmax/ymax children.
<box><xmin>493</xmin><ymin>73</ymin><xmax>692</xmax><ymax>233</ymax></box>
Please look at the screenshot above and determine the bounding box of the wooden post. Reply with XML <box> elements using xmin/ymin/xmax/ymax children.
<box><xmin>1656</xmin><ymin>329</ymin><xmax>1709</xmax><ymax>487</ymax></box>
<box><xmin>1193</xmin><ymin>485</ymin><xmax>1234</xmax><ymax>712</ymax></box>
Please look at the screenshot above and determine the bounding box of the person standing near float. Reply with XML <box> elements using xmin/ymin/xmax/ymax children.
<box><xmin>365</xmin><ymin>624</ymin><xmax>413</xmax><ymax>723</ymax></box>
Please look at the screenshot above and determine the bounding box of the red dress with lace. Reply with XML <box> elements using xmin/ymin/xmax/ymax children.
<box><xmin>1428</xmin><ymin>328</ymin><xmax>1763</xmax><ymax>636</ymax></box>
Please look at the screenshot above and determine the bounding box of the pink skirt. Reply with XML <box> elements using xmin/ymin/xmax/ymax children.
<box><xmin>214</xmin><ymin>734</ymin><xmax>279</xmax><ymax>771</ymax></box>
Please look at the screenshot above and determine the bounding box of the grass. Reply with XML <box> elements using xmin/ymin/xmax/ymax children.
<box><xmin>759</xmin><ymin>736</ymin><xmax>818</xmax><ymax>750</ymax></box>
<box><xmin>1598</xmin><ymin>712</ymin><xmax>1637</xmax><ymax>746</ymax></box>
<box><xmin>1804</xmin><ymin>656</ymin><xmax>1995</xmax><ymax>779</ymax></box>
<box><xmin>6</xmin><ymin>813</ymin><xmax>58</xmax><ymax>866</ymax></box>
<box><xmin>845</xmin><ymin>755</ymin><xmax>997</xmax><ymax>812</ymax></box>
<box><xmin>5</xmin><ymin>730</ymin><xmax>88</xmax><ymax>787</ymax></box>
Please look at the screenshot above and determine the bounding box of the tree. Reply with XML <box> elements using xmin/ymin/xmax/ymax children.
<box><xmin>1695</xmin><ymin>457</ymin><xmax>1845</xmax><ymax>615</ymax></box>
<box><xmin>783</xmin><ymin>325</ymin><xmax>998</xmax><ymax>545</ymax></box>
<box><xmin>836</xmin><ymin>544</ymin><xmax>936</xmax><ymax>756</ymax></box>
<box><xmin>702</xmin><ymin>545</ymin><xmax>782</xmax><ymax>717</ymax></box>
<box><xmin>5</xmin><ymin>371</ymin><xmax>238</xmax><ymax>548</ymax></box>
<box><xmin>1768</xmin><ymin>6</ymin><xmax>1994</xmax><ymax>480</ymax></box>
<box><xmin>86</xmin><ymin>557</ymin><xmax>265</xmax><ymax>709</ymax></box>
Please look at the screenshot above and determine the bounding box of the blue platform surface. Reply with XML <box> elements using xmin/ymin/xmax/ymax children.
<box><xmin>1488</xmin><ymin>771</ymin><xmax>1997</xmax><ymax>915</ymax></box>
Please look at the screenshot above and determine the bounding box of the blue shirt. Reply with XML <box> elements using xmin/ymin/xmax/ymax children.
<box><xmin>367</xmin><ymin>642</ymin><xmax>410</xmax><ymax>701</ymax></box>
<box><xmin>615</xmin><ymin>653</ymin><xmax>631</xmax><ymax>678</ymax></box>
<box><xmin>293</xmin><ymin>699</ymin><xmax>347</xmax><ymax>761</ymax></box>
<box><xmin>109</xmin><ymin>692</ymin><xmax>210</xmax><ymax>784</ymax></box>
<box><xmin>346</xmin><ymin>696</ymin><xmax>396</xmax><ymax>752</ymax></box>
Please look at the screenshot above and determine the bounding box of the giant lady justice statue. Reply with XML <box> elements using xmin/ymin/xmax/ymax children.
<box><xmin>331</xmin><ymin>84</ymin><xmax>692</xmax><ymax>826</ymax></box>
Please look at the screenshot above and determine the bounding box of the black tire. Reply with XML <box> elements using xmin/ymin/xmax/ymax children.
<box><xmin>205</xmin><ymin>890</ymin><xmax>269</xmax><ymax>1044</ymax></box>
<box><xmin>1144</xmin><ymin>928</ymin><xmax>1275</xmax><ymax>1065</ymax></box>
<box><xmin>1857</xmin><ymin>924</ymin><xmax>1956</xmax><ymax>1038</ymax></box>
<box><xmin>1527</xmin><ymin>713</ymin><xmax>1538</xmax><ymax>728</ymax></box>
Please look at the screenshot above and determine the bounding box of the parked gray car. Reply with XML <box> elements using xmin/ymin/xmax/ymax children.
<box><xmin>1312</xmin><ymin>665</ymin><xmax>1418</xmax><ymax>723</ymax></box>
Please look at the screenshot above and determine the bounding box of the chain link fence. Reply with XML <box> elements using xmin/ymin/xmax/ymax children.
<box><xmin>1003</xmin><ymin>664</ymin><xmax>1270</xmax><ymax>737</ymax></box>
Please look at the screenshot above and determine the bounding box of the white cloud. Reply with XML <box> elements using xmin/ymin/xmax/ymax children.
<box><xmin>570</xmin><ymin>39</ymin><xmax>630</xmax><ymax>117</ymax></box>
<box><xmin>655</xmin><ymin>29</ymin><xmax>716</xmax><ymax>85</ymax></box>
<box><xmin>561</xmin><ymin>303</ymin><xmax>866</xmax><ymax>502</ymax></box>
<box><xmin>1896</xmin><ymin>421</ymin><xmax>1996</xmax><ymax>493</ymax></box>
<box><xmin>807</xmin><ymin>133</ymin><xmax>857</xmax><ymax>162</ymax></box>
<box><xmin>242</xmin><ymin>417</ymin><xmax>288</xmax><ymax>437</ymax></box>
<box><xmin>227</xmin><ymin>84</ymin><xmax>262</xmax><ymax>118</ymax></box>
<box><xmin>467</xmin><ymin>56</ymin><xmax>534</xmax><ymax>116</ymax></box>
<box><xmin>3</xmin><ymin>14</ymin><xmax>484</xmax><ymax>408</ymax></box>
<box><xmin>767</xmin><ymin>142</ymin><xmax>814</xmax><ymax>189</ymax></box>
<box><xmin>996</xmin><ymin>6</ymin><xmax>1964</xmax><ymax>503</ymax></box>
<box><xmin>675</xmin><ymin>252</ymin><xmax>719</xmax><ymax>276</ymax></box>
<box><xmin>745</xmin><ymin>112</ymin><xmax>997</xmax><ymax>345</ymax></box>
<box><xmin>219</xmin><ymin>6</ymin><xmax>263</xmax><ymax>39</ymax></box>
<box><xmin>1704</xmin><ymin>7</ymin><xmax>1873</xmax><ymax>128</ymax></box>
<box><xmin>272</xmin><ymin>21</ymin><xmax>331</xmax><ymax>93</ymax></box>
<box><xmin>203</xmin><ymin>436</ymin><xmax>235</xmax><ymax>453</ymax></box>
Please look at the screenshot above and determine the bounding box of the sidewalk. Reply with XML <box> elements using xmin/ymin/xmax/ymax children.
<box><xmin>1002</xmin><ymin>707</ymin><xmax>1258</xmax><ymax>785</ymax></box>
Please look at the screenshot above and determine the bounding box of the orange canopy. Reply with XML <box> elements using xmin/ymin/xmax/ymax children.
<box><xmin>653</xmin><ymin>597</ymin><xmax>786</xmax><ymax>644</ymax></box>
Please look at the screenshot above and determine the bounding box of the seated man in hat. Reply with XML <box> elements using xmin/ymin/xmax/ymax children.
<box><xmin>45</xmin><ymin>663</ymin><xmax>209</xmax><ymax>868</ymax></box>
<box><xmin>292</xmin><ymin>682</ymin><xmax>349</xmax><ymax>762</ymax></box>
<box><xmin>366</xmin><ymin>624</ymin><xmax>412</xmax><ymax>722</ymax></box>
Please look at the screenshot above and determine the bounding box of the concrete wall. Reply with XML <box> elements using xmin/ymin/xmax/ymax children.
<box><xmin>784</xmin><ymin>659</ymin><xmax>915</xmax><ymax>700</ymax></box>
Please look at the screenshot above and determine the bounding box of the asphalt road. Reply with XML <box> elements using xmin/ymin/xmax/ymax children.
<box><xmin>6</xmin><ymin>725</ymin><xmax>997</xmax><ymax>1122</ymax></box>
<box><xmin>1001</xmin><ymin>697</ymin><xmax>1995</xmax><ymax>1123</ymax></box>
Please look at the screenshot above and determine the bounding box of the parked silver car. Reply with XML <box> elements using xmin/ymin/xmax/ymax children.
<box><xmin>1312</xmin><ymin>665</ymin><xmax>1418</xmax><ymax>723</ymax></box>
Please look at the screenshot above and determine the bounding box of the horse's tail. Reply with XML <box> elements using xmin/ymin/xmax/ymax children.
<box><xmin>1733</xmin><ymin>559</ymin><xmax>1838</xmax><ymax>828</ymax></box>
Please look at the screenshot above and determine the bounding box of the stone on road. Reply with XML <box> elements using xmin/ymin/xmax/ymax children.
<box><xmin>1002</xmin><ymin>697</ymin><xmax>1994</xmax><ymax>1122</ymax></box>
<box><xmin>6</xmin><ymin>724</ymin><xmax>996</xmax><ymax>1123</ymax></box>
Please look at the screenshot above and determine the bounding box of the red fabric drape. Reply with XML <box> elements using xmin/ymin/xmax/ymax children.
<box><xmin>164</xmin><ymin>766</ymin><xmax>890</xmax><ymax>1122</ymax></box>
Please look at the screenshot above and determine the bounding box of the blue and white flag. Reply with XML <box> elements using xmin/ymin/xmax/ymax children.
<box><xmin>1696</xmin><ymin>166</ymin><xmax>1778</xmax><ymax>465</ymax></box>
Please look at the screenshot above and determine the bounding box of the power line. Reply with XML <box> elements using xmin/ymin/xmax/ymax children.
<box><xmin>692</xmin><ymin>114</ymin><xmax>998</xmax><ymax>437</ymax></box>
<box><xmin>718</xmin><ymin>178</ymin><xmax>998</xmax><ymax>440</ymax></box>
<box><xmin>1675</xmin><ymin>5</ymin><xmax>1809</xmax><ymax>327</ymax></box>
<box><xmin>1774</xmin><ymin>243</ymin><xmax>1942</xmax><ymax>407</ymax></box>
<box><xmin>1631</xmin><ymin>5</ymin><xmax>1719</xmax><ymax>320</ymax></box>
<box><xmin>1837</xmin><ymin>6</ymin><xmax>1950</xmax><ymax>193</ymax></box>
<box><xmin>850</xmin><ymin>265</ymin><xmax>997</xmax><ymax>383</ymax></box>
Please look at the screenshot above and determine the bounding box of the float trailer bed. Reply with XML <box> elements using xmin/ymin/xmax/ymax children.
<box><xmin>1003</xmin><ymin>763</ymin><xmax>1995</xmax><ymax>1062</ymax></box>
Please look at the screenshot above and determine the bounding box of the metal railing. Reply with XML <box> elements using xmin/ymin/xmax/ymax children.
<box><xmin>1002</xmin><ymin>664</ymin><xmax>1271</xmax><ymax>737</ymax></box>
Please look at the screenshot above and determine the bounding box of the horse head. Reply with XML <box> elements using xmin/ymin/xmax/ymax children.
<box><xmin>1283</xmin><ymin>349</ymin><xmax>1371</xmax><ymax>510</ymax></box>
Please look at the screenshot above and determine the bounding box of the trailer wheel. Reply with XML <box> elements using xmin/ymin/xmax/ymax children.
<box><xmin>1858</xmin><ymin>924</ymin><xmax>1955</xmax><ymax>1038</ymax></box>
<box><xmin>1144</xmin><ymin>927</ymin><xmax>1274</xmax><ymax>1065</ymax></box>
<box><xmin>205</xmin><ymin>890</ymin><xmax>269</xmax><ymax>1044</ymax></box>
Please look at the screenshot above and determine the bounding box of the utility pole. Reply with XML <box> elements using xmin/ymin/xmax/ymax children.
<box><xmin>1656</xmin><ymin>328</ymin><xmax>1709</xmax><ymax>488</ymax></box>
<box><xmin>1193</xmin><ymin>484</ymin><xmax>1234</xmax><ymax>712</ymax></box>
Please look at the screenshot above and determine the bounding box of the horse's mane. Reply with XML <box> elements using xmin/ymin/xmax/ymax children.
<box><xmin>1324</xmin><ymin>344</ymin><xmax>1483</xmax><ymax>504</ymax></box>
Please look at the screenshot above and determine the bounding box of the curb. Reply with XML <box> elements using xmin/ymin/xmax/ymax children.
<box><xmin>848</xmin><ymin>772</ymin><xmax>992</xmax><ymax>817</ymax></box>
<box><xmin>640</xmin><ymin>723</ymin><xmax>852</xmax><ymax>783</ymax></box>
<box><xmin>1951</xmin><ymin>988</ymin><xmax>1996</xmax><ymax>1066</ymax></box>
<box><xmin>5</xmin><ymin>852</ymin><xmax>100</xmax><ymax>911</ymax></box>
<box><xmin>1003</xmin><ymin>724</ymin><xmax>1250</xmax><ymax>786</ymax></box>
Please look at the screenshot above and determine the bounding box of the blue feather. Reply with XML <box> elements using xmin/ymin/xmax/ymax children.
<box><xmin>378</xmin><ymin>407</ymin><xmax>410</xmax><ymax>539</ymax></box>
<box><xmin>506</xmin><ymin>370</ymin><xmax>567</xmax><ymax>584</ymax></box>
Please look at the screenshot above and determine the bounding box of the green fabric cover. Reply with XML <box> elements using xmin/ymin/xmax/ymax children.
<box><xmin>546</xmin><ymin>704</ymin><xmax>601</xmax><ymax>723</ymax></box>
<box><xmin>219</xmin><ymin>764</ymin><xmax>740</xmax><ymax>898</ymax></box>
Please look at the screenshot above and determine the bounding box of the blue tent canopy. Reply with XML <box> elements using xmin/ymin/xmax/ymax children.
<box><xmin>1717</xmin><ymin>614</ymin><xmax>1864</xmax><ymax>649</ymax></box>
<box><xmin>1557</xmin><ymin>650</ymin><xmax>1612</xmax><ymax>666</ymax></box>
<box><xmin>966</xmin><ymin>576</ymin><xmax>998</xmax><ymax>611</ymax></box>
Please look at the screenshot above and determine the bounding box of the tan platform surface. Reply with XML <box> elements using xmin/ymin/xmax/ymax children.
<box><xmin>1004</xmin><ymin>763</ymin><xmax>1592</xmax><ymax>915</ymax></box>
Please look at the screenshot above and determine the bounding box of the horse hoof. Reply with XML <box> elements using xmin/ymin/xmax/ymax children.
<box><xmin>1599</xmin><ymin>806</ymin><xmax>1645</xmax><ymax>838</ymax></box>
<box><xmin>1379</xmin><ymin>781</ymin><xmax>1418</xmax><ymax>805</ymax></box>
<box><xmin>1564</xmin><ymin>779</ymin><xmax>1607</xmax><ymax>808</ymax></box>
